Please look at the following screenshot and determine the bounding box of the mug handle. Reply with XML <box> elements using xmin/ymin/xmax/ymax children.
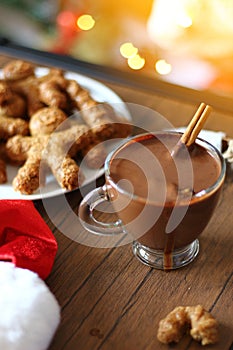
<box><xmin>78</xmin><ymin>185</ymin><xmax>125</xmax><ymax>235</ymax></box>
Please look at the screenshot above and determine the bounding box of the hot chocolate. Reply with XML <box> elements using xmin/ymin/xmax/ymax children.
<box><xmin>108</xmin><ymin>132</ymin><xmax>224</xmax><ymax>268</ymax></box>
<box><xmin>79</xmin><ymin>131</ymin><xmax>225</xmax><ymax>270</ymax></box>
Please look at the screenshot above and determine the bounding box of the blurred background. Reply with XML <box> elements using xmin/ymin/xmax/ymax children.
<box><xmin>0</xmin><ymin>0</ymin><xmax>233</xmax><ymax>98</ymax></box>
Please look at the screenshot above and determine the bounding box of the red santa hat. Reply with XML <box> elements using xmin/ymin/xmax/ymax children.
<box><xmin>0</xmin><ymin>200</ymin><xmax>60</xmax><ymax>349</ymax></box>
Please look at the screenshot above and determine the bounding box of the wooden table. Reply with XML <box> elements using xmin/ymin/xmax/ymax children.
<box><xmin>0</xmin><ymin>49</ymin><xmax>232</xmax><ymax>350</ymax></box>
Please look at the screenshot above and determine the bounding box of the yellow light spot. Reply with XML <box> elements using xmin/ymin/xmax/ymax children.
<box><xmin>176</xmin><ymin>15</ymin><xmax>192</xmax><ymax>28</ymax></box>
<box><xmin>128</xmin><ymin>54</ymin><xmax>145</xmax><ymax>70</ymax></box>
<box><xmin>155</xmin><ymin>59</ymin><xmax>172</xmax><ymax>75</ymax></box>
<box><xmin>120</xmin><ymin>42</ymin><xmax>138</xmax><ymax>58</ymax></box>
<box><xmin>77</xmin><ymin>14</ymin><xmax>95</xmax><ymax>31</ymax></box>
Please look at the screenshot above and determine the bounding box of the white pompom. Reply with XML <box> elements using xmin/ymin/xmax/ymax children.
<box><xmin>0</xmin><ymin>262</ymin><xmax>60</xmax><ymax>350</ymax></box>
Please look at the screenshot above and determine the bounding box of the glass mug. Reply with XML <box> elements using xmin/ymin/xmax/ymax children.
<box><xmin>79</xmin><ymin>131</ymin><xmax>226</xmax><ymax>270</ymax></box>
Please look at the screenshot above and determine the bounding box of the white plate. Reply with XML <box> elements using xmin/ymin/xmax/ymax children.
<box><xmin>0</xmin><ymin>68</ymin><xmax>132</xmax><ymax>200</ymax></box>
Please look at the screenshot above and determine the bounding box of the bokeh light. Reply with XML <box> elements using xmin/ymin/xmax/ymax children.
<box><xmin>176</xmin><ymin>15</ymin><xmax>192</xmax><ymax>28</ymax></box>
<box><xmin>77</xmin><ymin>14</ymin><xmax>95</xmax><ymax>31</ymax></box>
<box><xmin>57</xmin><ymin>10</ymin><xmax>77</xmax><ymax>31</ymax></box>
<box><xmin>155</xmin><ymin>59</ymin><xmax>172</xmax><ymax>75</ymax></box>
<box><xmin>128</xmin><ymin>54</ymin><xmax>145</xmax><ymax>70</ymax></box>
<box><xmin>120</xmin><ymin>42</ymin><xmax>138</xmax><ymax>58</ymax></box>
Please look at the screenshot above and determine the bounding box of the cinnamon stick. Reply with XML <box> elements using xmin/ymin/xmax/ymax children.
<box><xmin>172</xmin><ymin>102</ymin><xmax>212</xmax><ymax>156</ymax></box>
<box><xmin>181</xmin><ymin>103</ymin><xmax>212</xmax><ymax>147</ymax></box>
